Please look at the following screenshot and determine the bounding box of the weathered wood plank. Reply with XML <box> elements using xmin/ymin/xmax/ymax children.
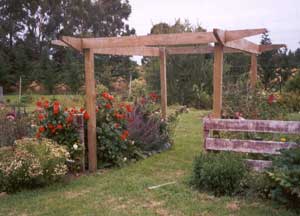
<box><xmin>212</xmin><ymin>43</ymin><xmax>224</xmax><ymax>118</ymax></box>
<box><xmin>259</xmin><ymin>44</ymin><xmax>286</xmax><ymax>52</ymax></box>
<box><xmin>225</xmin><ymin>38</ymin><xmax>260</xmax><ymax>54</ymax></box>
<box><xmin>81</xmin><ymin>32</ymin><xmax>217</xmax><ymax>49</ymax></box>
<box><xmin>61</xmin><ymin>36</ymin><xmax>82</xmax><ymax>51</ymax></box>
<box><xmin>225</xmin><ymin>28</ymin><xmax>267</xmax><ymax>42</ymax></box>
<box><xmin>159</xmin><ymin>48</ymin><xmax>167</xmax><ymax>120</ymax></box>
<box><xmin>205</xmin><ymin>138</ymin><xmax>299</xmax><ymax>154</ymax></box>
<box><xmin>245</xmin><ymin>159</ymin><xmax>272</xmax><ymax>172</ymax></box>
<box><xmin>84</xmin><ymin>49</ymin><xmax>97</xmax><ymax>172</ymax></box>
<box><xmin>203</xmin><ymin>118</ymin><xmax>300</xmax><ymax>134</ymax></box>
<box><xmin>93</xmin><ymin>46</ymin><xmax>160</xmax><ymax>56</ymax></box>
<box><xmin>166</xmin><ymin>46</ymin><xmax>242</xmax><ymax>55</ymax></box>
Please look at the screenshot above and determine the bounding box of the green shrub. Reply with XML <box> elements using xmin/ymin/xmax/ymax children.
<box><xmin>278</xmin><ymin>92</ymin><xmax>300</xmax><ymax>112</ymax></box>
<box><xmin>0</xmin><ymin>138</ymin><xmax>69</xmax><ymax>193</ymax></box>
<box><xmin>191</xmin><ymin>152</ymin><xmax>248</xmax><ymax>196</ymax></box>
<box><xmin>284</xmin><ymin>71</ymin><xmax>300</xmax><ymax>93</ymax></box>
<box><xmin>266</xmin><ymin>148</ymin><xmax>300</xmax><ymax>208</ymax></box>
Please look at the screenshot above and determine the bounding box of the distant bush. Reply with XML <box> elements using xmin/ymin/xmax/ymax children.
<box><xmin>0</xmin><ymin>108</ymin><xmax>32</xmax><ymax>147</ymax></box>
<box><xmin>129</xmin><ymin>78</ymin><xmax>147</xmax><ymax>101</ymax></box>
<box><xmin>284</xmin><ymin>71</ymin><xmax>300</xmax><ymax>93</ymax></box>
<box><xmin>278</xmin><ymin>92</ymin><xmax>300</xmax><ymax>112</ymax></box>
<box><xmin>266</xmin><ymin>148</ymin><xmax>300</xmax><ymax>209</ymax></box>
<box><xmin>191</xmin><ymin>152</ymin><xmax>248</xmax><ymax>196</ymax></box>
<box><xmin>0</xmin><ymin>138</ymin><xmax>69</xmax><ymax>193</ymax></box>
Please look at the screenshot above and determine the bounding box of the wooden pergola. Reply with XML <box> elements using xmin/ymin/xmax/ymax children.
<box><xmin>52</xmin><ymin>28</ymin><xmax>285</xmax><ymax>172</ymax></box>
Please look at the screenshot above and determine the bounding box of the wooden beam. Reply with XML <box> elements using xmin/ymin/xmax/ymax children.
<box><xmin>84</xmin><ymin>49</ymin><xmax>97</xmax><ymax>172</ymax></box>
<box><xmin>51</xmin><ymin>40</ymin><xmax>68</xmax><ymax>47</ymax></box>
<box><xmin>61</xmin><ymin>36</ymin><xmax>82</xmax><ymax>51</ymax></box>
<box><xmin>81</xmin><ymin>32</ymin><xmax>217</xmax><ymax>49</ymax></box>
<box><xmin>225</xmin><ymin>38</ymin><xmax>260</xmax><ymax>54</ymax></box>
<box><xmin>225</xmin><ymin>28</ymin><xmax>267</xmax><ymax>42</ymax></box>
<box><xmin>213</xmin><ymin>29</ymin><xmax>226</xmax><ymax>45</ymax></box>
<box><xmin>159</xmin><ymin>48</ymin><xmax>167</xmax><ymax>120</ymax></box>
<box><xmin>166</xmin><ymin>46</ymin><xmax>242</xmax><ymax>55</ymax></box>
<box><xmin>93</xmin><ymin>46</ymin><xmax>160</xmax><ymax>56</ymax></box>
<box><xmin>250</xmin><ymin>54</ymin><xmax>257</xmax><ymax>88</ymax></box>
<box><xmin>212</xmin><ymin>43</ymin><xmax>224</xmax><ymax>118</ymax></box>
<box><xmin>259</xmin><ymin>44</ymin><xmax>286</xmax><ymax>52</ymax></box>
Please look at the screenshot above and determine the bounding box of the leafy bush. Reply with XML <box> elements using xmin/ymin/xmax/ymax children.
<box><xmin>0</xmin><ymin>108</ymin><xmax>32</xmax><ymax>147</ymax></box>
<box><xmin>0</xmin><ymin>138</ymin><xmax>69</xmax><ymax>193</ymax></box>
<box><xmin>191</xmin><ymin>152</ymin><xmax>248</xmax><ymax>196</ymax></box>
<box><xmin>96</xmin><ymin>92</ymin><xmax>142</xmax><ymax>167</ymax></box>
<box><xmin>35</xmin><ymin>99</ymin><xmax>86</xmax><ymax>171</ymax></box>
<box><xmin>223</xmin><ymin>79</ymin><xmax>287</xmax><ymax>120</ymax></box>
<box><xmin>266</xmin><ymin>148</ymin><xmax>300</xmax><ymax>208</ymax></box>
<box><xmin>127</xmin><ymin>94</ymin><xmax>175</xmax><ymax>152</ymax></box>
<box><xmin>284</xmin><ymin>71</ymin><xmax>300</xmax><ymax>93</ymax></box>
<box><xmin>192</xmin><ymin>84</ymin><xmax>212</xmax><ymax>109</ymax></box>
<box><xmin>278</xmin><ymin>92</ymin><xmax>300</xmax><ymax>112</ymax></box>
<box><xmin>129</xmin><ymin>78</ymin><xmax>147</xmax><ymax>101</ymax></box>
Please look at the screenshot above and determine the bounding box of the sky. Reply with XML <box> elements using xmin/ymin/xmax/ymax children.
<box><xmin>127</xmin><ymin>0</ymin><xmax>300</xmax><ymax>51</ymax></box>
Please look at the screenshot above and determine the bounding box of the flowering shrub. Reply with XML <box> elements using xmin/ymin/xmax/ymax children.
<box><xmin>35</xmin><ymin>99</ymin><xmax>86</xmax><ymax>171</ymax></box>
<box><xmin>96</xmin><ymin>92</ymin><xmax>142</xmax><ymax>167</ymax></box>
<box><xmin>127</xmin><ymin>94</ymin><xmax>176</xmax><ymax>152</ymax></box>
<box><xmin>0</xmin><ymin>138</ymin><xmax>69</xmax><ymax>193</ymax></box>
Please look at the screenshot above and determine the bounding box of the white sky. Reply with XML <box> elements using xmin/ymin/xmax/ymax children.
<box><xmin>128</xmin><ymin>0</ymin><xmax>300</xmax><ymax>50</ymax></box>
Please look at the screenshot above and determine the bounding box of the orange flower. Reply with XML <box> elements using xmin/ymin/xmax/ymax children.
<box><xmin>102</xmin><ymin>92</ymin><xmax>114</xmax><ymax>100</ymax></box>
<box><xmin>39</xmin><ymin>126</ymin><xmax>45</xmax><ymax>133</ymax></box>
<box><xmin>120</xmin><ymin>130</ymin><xmax>129</xmax><ymax>141</ymax></box>
<box><xmin>83</xmin><ymin>111</ymin><xmax>89</xmax><ymax>120</ymax></box>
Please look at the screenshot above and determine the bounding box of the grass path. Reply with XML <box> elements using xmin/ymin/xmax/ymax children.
<box><xmin>0</xmin><ymin>110</ymin><xmax>297</xmax><ymax>216</ymax></box>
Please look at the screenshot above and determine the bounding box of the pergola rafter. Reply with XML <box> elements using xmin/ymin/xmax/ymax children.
<box><xmin>52</xmin><ymin>28</ymin><xmax>286</xmax><ymax>172</ymax></box>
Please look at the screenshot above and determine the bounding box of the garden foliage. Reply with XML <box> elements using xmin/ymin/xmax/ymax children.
<box><xmin>266</xmin><ymin>148</ymin><xmax>300</xmax><ymax>208</ymax></box>
<box><xmin>0</xmin><ymin>138</ymin><xmax>69</xmax><ymax>193</ymax></box>
<box><xmin>191</xmin><ymin>152</ymin><xmax>248</xmax><ymax>196</ymax></box>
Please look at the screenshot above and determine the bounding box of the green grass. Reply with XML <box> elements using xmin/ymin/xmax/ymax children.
<box><xmin>0</xmin><ymin>110</ymin><xmax>298</xmax><ymax>216</ymax></box>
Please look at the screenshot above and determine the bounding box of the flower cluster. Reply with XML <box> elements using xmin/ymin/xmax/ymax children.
<box><xmin>0</xmin><ymin>138</ymin><xmax>69</xmax><ymax>193</ymax></box>
<box><xmin>96</xmin><ymin>91</ymin><xmax>140</xmax><ymax>167</ymax></box>
<box><xmin>35</xmin><ymin>98</ymin><xmax>87</xmax><ymax>172</ymax></box>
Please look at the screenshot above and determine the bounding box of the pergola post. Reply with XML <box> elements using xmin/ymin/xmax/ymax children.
<box><xmin>250</xmin><ymin>54</ymin><xmax>257</xmax><ymax>88</ymax></box>
<box><xmin>159</xmin><ymin>48</ymin><xmax>167</xmax><ymax>120</ymax></box>
<box><xmin>212</xmin><ymin>43</ymin><xmax>224</xmax><ymax>118</ymax></box>
<box><xmin>84</xmin><ymin>49</ymin><xmax>97</xmax><ymax>172</ymax></box>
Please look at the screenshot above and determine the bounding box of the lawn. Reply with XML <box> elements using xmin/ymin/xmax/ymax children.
<box><xmin>0</xmin><ymin>110</ymin><xmax>297</xmax><ymax>216</ymax></box>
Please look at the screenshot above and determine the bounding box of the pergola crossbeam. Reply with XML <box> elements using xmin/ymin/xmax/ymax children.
<box><xmin>259</xmin><ymin>44</ymin><xmax>286</xmax><ymax>52</ymax></box>
<box><xmin>93</xmin><ymin>46</ymin><xmax>160</xmax><ymax>56</ymax></box>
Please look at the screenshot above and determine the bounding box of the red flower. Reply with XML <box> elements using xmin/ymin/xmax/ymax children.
<box><xmin>36</xmin><ymin>101</ymin><xmax>42</xmax><ymax>107</ymax></box>
<box><xmin>96</xmin><ymin>107</ymin><xmax>99</xmax><ymax>113</ymax></box>
<box><xmin>125</xmin><ymin>104</ymin><xmax>132</xmax><ymax>112</ymax></box>
<box><xmin>268</xmin><ymin>94</ymin><xmax>275</xmax><ymax>105</ymax></box>
<box><xmin>114</xmin><ymin>123</ymin><xmax>120</xmax><ymax>128</ymax></box>
<box><xmin>120</xmin><ymin>130</ymin><xmax>129</xmax><ymax>141</ymax></box>
<box><xmin>105</xmin><ymin>103</ymin><xmax>112</xmax><ymax>109</ymax></box>
<box><xmin>53</xmin><ymin>104</ymin><xmax>60</xmax><ymax>115</ymax></box>
<box><xmin>51</xmin><ymin>128</ymin><xmax>56</xmax><ymax>134</ymax></box>
<box><xmin>36</xmin><ymin>132</ymin><xmax>41</xmax><ymax>138</ymax></box>
<box><xmin>44</xmin><ymin>100</ymin><xmax>49</xmax><ymax>108</ymax></box>
<box><xmin>47</xmin><ymin>123</ymin><xmax>54</xmax><ymax>129</ymax></box>
<box><xmin>83</xmin><ymin>111</ymin><xmax>90</xmax><ymax>120</ymax></box>
<box><xmin>80</xmin><ymin>108</ymin><xmax>85</xmax><ymax>113</ymax></box>
<box><xmin>149</xmin><ymin>92</ymin><xmax>159</xmax><ymax>101</ymax></box>
<box><xmin>53</xmin><ymin>101</ymin><xmax>60</xmax><ymax>106</ymax></box>
<box><xmin>39</xmin><ymin>126</ymin><xmax>45</xmax><ymax>133</ymax></box>
<box><xmin>114</xmin><ymin>112</ymin><xmax>125</xmax><ymax>119</ymax></box>
<box><xmin>67</xmin><ymin>114</ymin><xmax>73</xmax><ymax>123</ymax></box>
<box><xmin>38</xmin><ymin>113</ymin><xmax>44</xmax><ymax>121</ymax></box>
<box><xmin>102</xmin><ymin>92</ymin><xmax>114</xmax><ymax>100</ymax></box>
<box><xmin>57</xmin><ymin>124</ymin><xmax>63</xmax><ymax>130</ymax></box>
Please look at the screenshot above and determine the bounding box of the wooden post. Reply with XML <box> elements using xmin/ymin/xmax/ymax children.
<box><xmin>250</xmin><ymin>54</ymin><xmax>257</xmax><ymax>88</ymax></box>
<box><xmin>84</xmin><ymin>49</ymin><xmax>97</xmax><ymax>172</ymax></box>
<box><xmin>159</xmin><ymin>48</ymin><xmax>167</xmax><ymax>120</ymax></box>
<box><xmin>212</xmin><ymin>43</ymin><xmax>224</xmax><ymax>118</ymax></box>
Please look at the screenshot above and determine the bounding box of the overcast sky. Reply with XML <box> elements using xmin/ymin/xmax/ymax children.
<box><xmin>128</xmin><ymin>0</ymin><xmax>300</xmax><ymax>51</ymax></box>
